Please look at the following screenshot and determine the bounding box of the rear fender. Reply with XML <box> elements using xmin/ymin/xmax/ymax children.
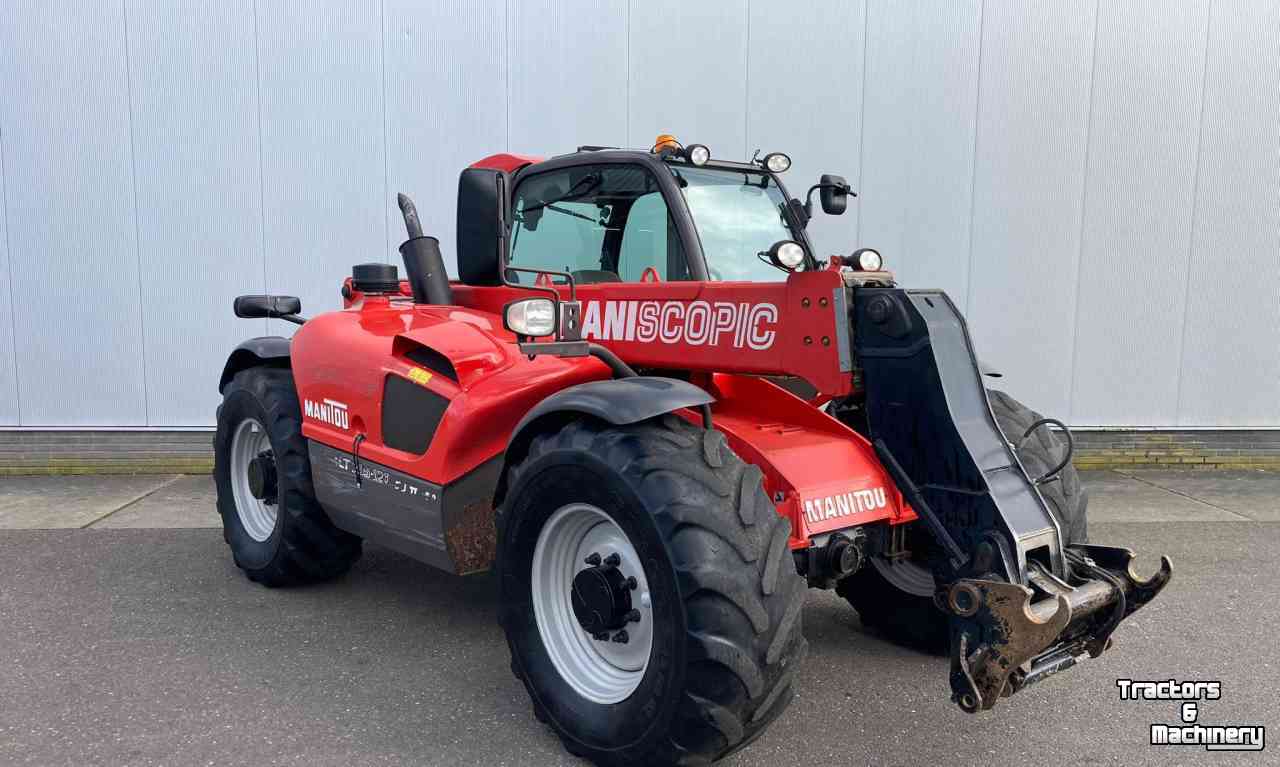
<box><xmin>218</xmin><ymin>336</ymin><xmax>290</xmax><ymax>392</ymax></box>
<box><xmin>494</xmin><ymin>377</ymin><xmax>714</xmax><ymax>506</ymax></box>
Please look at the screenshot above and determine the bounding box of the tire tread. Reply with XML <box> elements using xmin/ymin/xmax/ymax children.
<box><xmin>501</xmin><ymin>415</ymin><xmax>806</xmax><ymax>766</ymax></box>
<box><xmin>215</xmin><ymin>367</ymin><xmax>361</xmax><ymax>587</ymax></box>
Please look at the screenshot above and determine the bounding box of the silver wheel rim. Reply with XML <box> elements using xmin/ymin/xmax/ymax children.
<box><xmin>531</xmin><ymin>503</ymin><xmax>654</xmax><ymax>704</ymax></box>
<box><xmin>871</xmin><ymin>554</ymin><xmax>935</xmax><ymax>597</ymax></box>
<box><xmin>229</xmin><ymin>418</ymin><xmax>277</xmax><ymax>542</ymax></box>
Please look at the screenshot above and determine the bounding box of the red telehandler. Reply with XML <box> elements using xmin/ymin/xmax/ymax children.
<box><xmin>215</xmin><ymin>137</ymin><xmax>1170</xmax><ymax>766</ymax></box>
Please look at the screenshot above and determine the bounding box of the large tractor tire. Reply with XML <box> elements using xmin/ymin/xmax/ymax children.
<box><xmin>837</xmin><ymin>389</ymin><xmax>1087</xmax><ymax>653</ymax></box>
<box><xmin>497</xmin><ymin>415</ymin><xmax>808</xmax><ymax>766</ymax></box>
<box><xmin>214</xmin><ymin>367</ymin><xmax>362</xmax><ymax>586</ymax></box>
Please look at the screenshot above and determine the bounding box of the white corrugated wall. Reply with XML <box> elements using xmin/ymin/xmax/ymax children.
<box><xmin>0</xmin><ymin>0</ymin><xmax>1276</xmax><ymax>428</ymax></box>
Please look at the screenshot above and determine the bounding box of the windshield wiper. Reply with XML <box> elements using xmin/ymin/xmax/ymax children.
<box><xmin>542</xmin><ymin>203</ymin><xmax>601</xmax><ymax>224</ymax></box>
<box><xmin>522</xmin><ymin>173</ymin><xmax>602</xmax><ymax>214</ymax></box>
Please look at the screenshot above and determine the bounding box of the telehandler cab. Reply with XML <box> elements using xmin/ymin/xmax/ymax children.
<box><xmin>216</xmin><ymin>136</ymin><xmax>1171</xmax><ymax>766</ymax></box>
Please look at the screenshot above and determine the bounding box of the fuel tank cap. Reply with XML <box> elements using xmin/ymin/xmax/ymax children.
<box><xmin>352</xmin><ymin>263</ymin><xmax>399</xmax><ymax>294</ymax></box>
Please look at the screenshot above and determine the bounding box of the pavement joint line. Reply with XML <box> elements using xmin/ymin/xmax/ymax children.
<box><xmin>80</xmin><ymin>474</ymin><xmax>185</xmax><ymax>529</ymax></box>
<box><xmin>1110</xmin><ymin>468</ymin><xmax>1254</xmax><ymax>521</ymax></box>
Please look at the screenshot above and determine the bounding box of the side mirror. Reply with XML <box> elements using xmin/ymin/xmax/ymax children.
<box><xmin>819</xmin><ymin>174</ymin><xmax>849</xmax><ymax>215</ymax></box>
<box><xmin>457</xmin><ymin>166</ymin><xmax>509</xmax><ymax>286</ymax></box>
<box><xmin>234</xmin><ymin>295</ymin><xmax>301</xmax><ymax>319</ymax></box>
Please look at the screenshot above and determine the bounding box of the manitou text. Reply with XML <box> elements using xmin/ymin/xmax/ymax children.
<box><xmin>304</xmin><ymin>398</ymin><xmax>349</xmax><ymax>430</ymax></box>
<box><xmin>804</xmin><ymin>488</ymin><xmax>888</xmax><ymax>524</ymax></box>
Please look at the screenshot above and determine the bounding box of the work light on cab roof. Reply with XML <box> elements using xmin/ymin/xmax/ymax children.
<box><xmin>650</xmin><ymin>133</ymin><xmax>710</xmax><ymax>166</ymax></box>
<box><xmin>651</xmin><ymin>133</ymin><xmax>792</xmax><ymax>174</ymax></box>
<box><xmin>763</xmin><ymin>152</ymin><xmax>791</xmax><ymax>172</ymax></box>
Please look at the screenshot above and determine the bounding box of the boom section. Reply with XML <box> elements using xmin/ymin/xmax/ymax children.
<box><xmin>451</xmin><ymin>269</ymin><xmax>853</xmax><ymax>396</ymax></box>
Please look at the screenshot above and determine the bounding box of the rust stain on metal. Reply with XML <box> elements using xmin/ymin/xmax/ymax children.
<box><xmin>446</xmin><ymin>501</ymin><xmax>497</xmax><ymax>575</ymax></box>
<box><xmin>956</xmin><ymin>580</ymin><xmax>1071</xmax><ymax>711</ymax></box>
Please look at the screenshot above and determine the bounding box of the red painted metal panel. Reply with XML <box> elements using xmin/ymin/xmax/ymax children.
<box><xmin>324</xmin><ymin>271</ymin><xmax>905</xmax><ymax>550</ymax></box>
<box><xmin>451</xmin><ymin>269</ymin><xmax>854</xmax><ymax>398</ymax></box>
<box><xmin>291</xmin><ymin>296</ymin><xmax>610</xmax><ymax>486</ymax></box>
<box><xmin>706</xmin><ymin>374</ymin><xmax>915</xmax><ymax>549</ymax></box>
<box><xmin>468</xmin><ymin>152</ymin><xmax>541</xmax><ymax>174</ymax></box>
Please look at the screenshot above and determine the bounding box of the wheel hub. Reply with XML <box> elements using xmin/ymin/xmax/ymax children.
<box><xmin>229</xmin><ymin>419</ymin><xmax>279</xmax><ymax>543</ymax></box>
<box><xmin>246</xmin><ymin>450</ymin><xmax>277</xmax><ymax>503</ymax></box>
<box><xmin>530</xmin><ymin>503</ymin><xmax>655</xmax><ymax>704</ymax></box>
<box><xmin>571</xmin><ymin>553</ymin><xmax>638</xmax><ymax>637</ymax></box>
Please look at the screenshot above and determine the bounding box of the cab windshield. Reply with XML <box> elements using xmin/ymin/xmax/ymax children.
<box><xmin>673</xmin><ymin>165</ymin><xmax>799</xmax><ymax>281</ymax></box>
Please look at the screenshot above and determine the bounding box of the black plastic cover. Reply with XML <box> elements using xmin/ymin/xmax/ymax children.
<box><xmin>494</xmin><ymin>376</ymin><xmax>715</xmax><ymax>505</ymax></box>
<box><xmin>456</xmin><ymin>167</ymin><xmax>506</xmax><ymax>286</ymax></box>
<box><xmin>382</xmin><ymin>374</ymin><xmax>449</xmax><ymax>455</ymax></box>
<box><xmin>218</xmin><ymin>336</ymin><xmax>290</xmax><ymax>392</ymax></box>
<box><xmin>352</xmin><ymin>263</ymin><xmax>399</xmax><ymax>294</ymax></box>
<box><xmin>234</xmin><ymin>295</ymin><xmax>301</xmax><ymax>319</ymax></box>
<box><xmin>819</xmin><ymin>173</ymin><xmax>849</xmax><ymax>215</ymax></box>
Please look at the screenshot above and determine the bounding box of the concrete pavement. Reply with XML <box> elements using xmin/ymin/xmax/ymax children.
<box><xmin>3</xmin><ymin>469</ymin><xmax>1277</xmax><ymax>530</ymax></box>
<box><xmin>0</xmin><ymin>470</ymin><xmax>1276</xmax><ymax>765</ymax></box>
<box><xmin>0</xmin><ymin>474</ymin><xmax>186</xmax><ymax>529</ymax></box>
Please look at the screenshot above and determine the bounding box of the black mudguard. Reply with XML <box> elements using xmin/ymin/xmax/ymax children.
<box><xmin>218</xmin><ymin>336</ymin><xmax>290</xmax><ymax>393</ymax></box>
<box><xmin>494</xmin><ymin>376</ymin><xmax>714</xmax><ymax>506</ymax></box>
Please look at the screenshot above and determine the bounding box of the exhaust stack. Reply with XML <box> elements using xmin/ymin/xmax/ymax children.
<box><xmin>397</xmin><ymin>193</ymin><xmax>453</xmax><ymax>306</ymax></box>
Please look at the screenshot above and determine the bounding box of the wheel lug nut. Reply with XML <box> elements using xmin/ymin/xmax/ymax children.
<box><xmin>625</xmin><ymin>609</ymin><xmax>641</xmax><ymax>624</ymax></box>
<box><xmin>584</xmin><ymin>553</ymin><xmax>601</xmax><ymax>566</ymax></box>
<box><xmin>625</xmin><ymin>576</ymin><xmax>637</xmax><ymax>590</ymax></box>
<box><xmin>603</xmin><ymin>553</ymin><xmax>621</xmax><ymax>567</ymax></box>
<box><xmin>612</xmin><ymin>630</ymin><xmax>629</xmax><ymax>644</ymax></box>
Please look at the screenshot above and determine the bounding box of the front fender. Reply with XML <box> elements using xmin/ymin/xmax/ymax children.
<box><xmin>495</xmin><ymin>377</ymin><xmax>714</xmax><ymax>505</ymax></box>
<box><xmin>218</xmin><ymin>336</ymin><xmax>290</xmax><ymax>392</ymax></box>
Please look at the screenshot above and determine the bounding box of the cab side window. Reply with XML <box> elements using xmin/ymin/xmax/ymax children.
<box><xmin>508</xmin><ymin>164</ymin><xmax>687</xmax><ymax>283</ymax></box>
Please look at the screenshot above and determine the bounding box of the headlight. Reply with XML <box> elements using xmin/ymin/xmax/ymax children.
<box><xmin>686</xmin><ymin>144</ymin><xmax>711</xmax><ymax>166</ymax></box>
<box><xmin>852</xmin><ymin>247</ymin><xmax>882</xmax><ymax>271</ymax></box>
<box><xmin>763</xmin><ymin>152</ymin><xmax>791</xmax><ymax>173</ymax></box>
<box><xmin>767</xmin><ymin>240</ymin><xmax>805</xmax><ymax>270</ymax></box>
<box><xmin>503</xmin><ymin>297</ymin><xmax>557</xmax><ymax>337</ymax></box>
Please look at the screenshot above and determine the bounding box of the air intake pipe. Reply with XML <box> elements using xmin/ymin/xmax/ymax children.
<box><xmin>396</xmin><ymin>193</ymin><xmax>453</xmax><ymax>306</ymax></box>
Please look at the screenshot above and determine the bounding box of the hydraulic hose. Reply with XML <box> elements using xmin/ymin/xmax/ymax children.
<box><xmin>1019</xmin><ymin>417</ymin><xmax>1074</xmax><ymax>484</ymax></box>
